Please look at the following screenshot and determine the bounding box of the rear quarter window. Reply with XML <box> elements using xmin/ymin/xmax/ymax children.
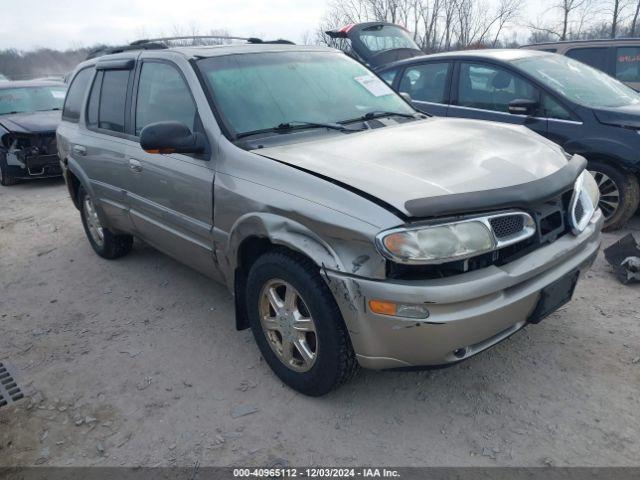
<box><xmin>616</xmin><ymin>47</ymin><xmax>640</xmax><ymax>83</ymax></box>
<box><xmin>62</xmin><ymin>68</ymin><xmax>93</xmax><ymax>122</ymax></box>
<box><xmin>565</xmin><ymin>47</ymin><xmax>610</xmax><ymax>73</ymax></box>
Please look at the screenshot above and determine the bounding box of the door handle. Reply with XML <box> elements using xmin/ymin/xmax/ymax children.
<box><xmin>128</xmin><ymin>158</ymin><xmax>143</xmax><ymax>173</ymax></box>
<box><xmin>72</xmin><ymin>145</ymin><xmax>86</xmax><ymax>156</ymax></box>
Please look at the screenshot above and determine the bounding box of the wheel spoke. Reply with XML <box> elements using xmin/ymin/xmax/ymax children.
<box><xmin>280</xmin><ymin>338</ymin><xmax>294</xmax><ymax>363</ymax></box>
<box><xmin>266</xmin><ymin>286</ymin><xmax>284</xmax><ymax>312</ymax></box>
<box><xmin>293</xmin><ymin>336</ymin><xmax>315</xmax><ymax>365</ymax></box>
<box><xmin>262</xmin><ymin>316</ymin><xmax>279</xmax><ymax>331</ymax></box>
<box><xmin>293</xmin><ymin>313</ymin><xmax>315</xmax><ymax>332</ymax></box>
<box><xmin>283</xmin><ymin>287</ymin><xmax>297</xmax><ymax>311</ymax></box>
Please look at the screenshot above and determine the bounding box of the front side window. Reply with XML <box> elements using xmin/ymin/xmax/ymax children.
<box><xmin>513</xmin><ymin>54</ymin><xmax>640</xmax><ymax>108</ymax></box>
<box><xmin>566</xmin><ymin>47</ymin><xmax>609</xmax><ymax>72</ymax></box>
<box><xmin>135</xmin><ymin>62</ymin><xmax>196</xmax><ymax>136</ymax></box>
<box><xmin>0</xmin><ymin>85</ymin><xmax>66</xmax><ymax>116</ymax></box>
<box><xmin>98</xmin><ymin>70</ymin><xmax>129</xmax><ymax>133</ymax></box>
<box><xmin>542</xmin><ymin>95</ymin><xmax>573</xmax><ymax>120</ymax></box>
<box><xmin>62</xmin><ymin>68</ymin><xmax>93</xmax><ymax>121</ymax></box>
<box><xmin>458</xmin><ymin>63</ymin><xmax>537</xmax><ymax>113</ymax></box>
<box><xmin>197</xmin><ymin>51</ymin><xmax>414</xmax><ymax>137</ymax></box>
<box><xmin>616</xmin><ymin>47</ymin><xmax>640</xmax><ymax>83</ymax></box>
<box><xmin>399</xmin><ymin>63</ymin><xmax>450</xmax><ymax>104</ymax></box>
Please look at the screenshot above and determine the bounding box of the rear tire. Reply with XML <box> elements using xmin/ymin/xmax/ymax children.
<box><xmin>246</xmin><ymin>249</ymin><xmax>358</xmax><ymax>396</ymax></box>
<box><xmin>588</xmin><ymin>161</ymin><xmax>639</xmax><ymax>231</ymax></box>
<box><xmin>0</xmin><ymin>154</ymin><xmax>18</xmax><ymax>186</ymax></box>
<box><xmin>78</xmin><ymin>186</ymin><xmax>133</xmax><ymax>259</ymax></box>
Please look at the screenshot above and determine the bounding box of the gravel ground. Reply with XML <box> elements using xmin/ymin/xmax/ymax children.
<box><xmin>1</xmin><ymin>178</ymin><xmax>639</xmax><ymax>468</ymax></box>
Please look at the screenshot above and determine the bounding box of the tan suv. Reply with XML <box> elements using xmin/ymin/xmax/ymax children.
<box><xmin>57</xmin><ymin>39</ymin><xmax>603</xmax><ymax>395</ymax></box>
<box><xmin>522</xmin><ymin>39</ymin><xmax>640</xmax><ymax>91</ymax></box>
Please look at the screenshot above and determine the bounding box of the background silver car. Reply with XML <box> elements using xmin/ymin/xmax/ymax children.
<box><xmin>57</xmin><ymin>42</ymin><xmax>603</xmax><ymax>396</ymax></box>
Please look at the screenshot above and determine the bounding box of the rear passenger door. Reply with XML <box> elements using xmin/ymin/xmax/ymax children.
<box><xmin>396</xmin><ymin>61</ymin><xmax>452</xmax><ymax>116</ymax></box>
<box><xmin>126</xmin><ymin>59</ymin><xmax>217</xmax><ymax>278</ymax></box>
<box><xmin>448</xmin><ymin>61</ymin><xmax>547</xmax><ymax>137</ymax></box>
<box><xmin>80</xmin><ymin>61</ymin><xmax>137</xmax><ymax>233</ymax></box>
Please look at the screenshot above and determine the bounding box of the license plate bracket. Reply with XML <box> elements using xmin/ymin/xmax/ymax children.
<box><xmin>528</xmin><ymin>270</ymin><xmax>579</xmax><ymax>324</ymax></box>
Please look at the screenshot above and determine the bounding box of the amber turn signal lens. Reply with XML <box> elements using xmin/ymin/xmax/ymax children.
<box><xmin>368</xmin><ymin>300</ymin><xmax>397</xmax><ymax>316</ymax></box>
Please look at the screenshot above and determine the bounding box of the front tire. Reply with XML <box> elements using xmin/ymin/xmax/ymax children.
<box><xmin>246</xmin><ymin>249</ymin><xmax>358</xmax><ymax>396</ymax></box>
<box><xmin>0</xmin><ymin>154</ymin><xmax>18</xmax><ymax>186</ymax></box>
<box><xmin>78</xmin><ymin>186</ymin><xmax>133</xmax><ymax>259</ymax></box>
<box><xmin>588</xmin><ymin>161</ymin><xmax>639</xmax><ymax>231</ymax></box>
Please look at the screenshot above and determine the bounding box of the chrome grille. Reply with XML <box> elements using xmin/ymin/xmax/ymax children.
<box><xmin>489</xmin><ymin>215</ymin><xmax>525</xmax><ymax>239</ymax></box>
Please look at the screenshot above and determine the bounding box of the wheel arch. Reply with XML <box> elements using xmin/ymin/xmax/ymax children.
<box><xmin>227</xmin><ymin>213</ymin><xmax>346</xmax><ymax>331</ymax></box>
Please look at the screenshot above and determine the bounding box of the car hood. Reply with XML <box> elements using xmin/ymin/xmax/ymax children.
<box><xmin>254</xmin><ymin>117</ymin><xmax>570</xmax><ymax>218</ymax></box>
<box><xmin>0</xmin><ymin>110</ymin><xmax>61</xmax><ymax>134</ymax></box>
<box><xmin>593</xmin><ymin>103</ymin><xmax>640</xmax><ymax>129</ymax></box>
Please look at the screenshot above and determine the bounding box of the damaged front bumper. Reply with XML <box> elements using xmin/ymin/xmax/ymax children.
<box><xmin>326</xmin><ymin>211</ymin><xmax>603</xmax><ymax>369</ymax></box>
<box><xmin>5</xmin><ymin>134</ymin><xmax>61</xmax><ymax>179</ymax></box>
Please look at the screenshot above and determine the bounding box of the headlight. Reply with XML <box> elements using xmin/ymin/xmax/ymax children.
<box><xmin>569</xmin><ymin>170</ymin><xmax>599</xmax><ymax>234</ymax></box>
<box><xmin>376</xmin><ymin>220</ymin><xmax>496</xmax><ymax>264</ymax></box>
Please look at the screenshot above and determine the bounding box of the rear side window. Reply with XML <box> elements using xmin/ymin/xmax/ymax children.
<box><xmin>616</xmin><ymin>47</ymin><xmax>640</xmax><ymax>83</ymax></box>
<box><xmin>98</xmin><ymin>70</ymin><xmax>130</xmax><ymax>133</ymax></box>
<box><xmin>62</xmin><ymin>68</ymin><xmax>93</xmax><ymax>122</ymax></box>
<box><xmin>135</xmin><ymin>62</ymin><xmax>196</xmax><ymax>136</ymax></box>
<box><xmin>399</xmin><ymin>63</ymin><xmax>450</xmax><ymax>104</ymax></box>
<box><xmin>566</xmin><ymin>48</ymin><xmax>609</xmax><ymax>72</ymax></box>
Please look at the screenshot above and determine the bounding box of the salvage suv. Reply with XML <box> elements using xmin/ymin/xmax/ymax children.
<box><xmin>57</xmin><ymin>40</ymin><xmax>603</xmax><ymax>396</ymax></box>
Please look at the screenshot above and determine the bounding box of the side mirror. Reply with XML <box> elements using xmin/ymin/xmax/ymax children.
<box><xmin>140</xmin><ymin>121</ymin><xmax>206</xmax><ymax>155</ymax></box>
<box><xmin>508</xmin><ymin>99</ymin><xmax>539</xmax><ymax>116</ymax></box>
<box><xmin>399</xmin><ymin>92</ymin><xmax>412</xmax><ymax>103</ymax></box>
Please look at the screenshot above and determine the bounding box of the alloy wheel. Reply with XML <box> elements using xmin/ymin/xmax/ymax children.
<box><xmin>588</xmin><ymin>170</ymin><xmax>620</xmax><ymax>220</ymax></box>
<box><xmin>83</xmin><ymin>195</ymin><xmax>105</xmax><ymax>247</ymax></box>
<box><xmin>259</xmin><ymin>279</ymin><xmax>318</xmax><ymax>372</ymax></box>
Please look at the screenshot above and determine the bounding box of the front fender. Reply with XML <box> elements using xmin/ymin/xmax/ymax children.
<box><xmin>564</xmin><ymin>137</ymin><xmax>640</xmax><ymax>172</ymax></box>
<box><xmin>226</xmin><ymin>212</ymin><xmax>347</xmax><ymax>276</ymax></box>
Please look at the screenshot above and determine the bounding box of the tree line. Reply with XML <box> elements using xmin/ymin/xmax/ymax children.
<box><xmin>317</xmin><ymin>0</ymin><xmax>640</xmax><ymax>52</ymax></box>
<box><xmin>1</xmin><ymin>1</ymin><xmax>639</xmax><ymax>80</ymax></box>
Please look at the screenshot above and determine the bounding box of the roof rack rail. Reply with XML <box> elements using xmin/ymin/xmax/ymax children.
<box><xmin>86</xmin><ymin>35</ymin><xmax>295</xmax><ymax>59</ymax></box>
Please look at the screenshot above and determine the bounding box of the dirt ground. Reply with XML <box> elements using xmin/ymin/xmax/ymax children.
<box><xmin>0</xmin><ymin>177</ymin><xmax>639</xmax><ymax>468</ymax></box>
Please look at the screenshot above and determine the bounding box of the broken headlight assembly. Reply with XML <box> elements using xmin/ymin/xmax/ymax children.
<box><xmin>569</xmin><ymin>170</ymin><xmax>599</xmax><ymax>234</ymax></box>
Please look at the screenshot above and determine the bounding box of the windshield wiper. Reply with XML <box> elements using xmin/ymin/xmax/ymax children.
<box><xmin>339</xmin><ymin>110</ymin><xmax>421</xmax><ymax>124</ymax></box>
<box><xmin>362</xmin><ymin>111</ymin><xmax>419</xmax><ymax>120</ymax></box>
<box><xmin>236</xmin><ymin>120</ymin><xmax>363</xmax><ymax>139</ymax></box>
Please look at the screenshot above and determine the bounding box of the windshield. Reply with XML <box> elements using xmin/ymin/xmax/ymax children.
<box><xmin>356</xmin><ymin>25</ymin><xmax>419</xmax><ymax>53</ymax></box>
<box><xmin>0</xmin><ymin>85</ymin><xmax>66</xmax><ymax>115</ymax></box>
<box><xmin>197</xmin><ymin>51</ymin><xmax>414</xmax><ymax>137</ymax></box>
<box><xmin>513</xmin><ymin>54</ymin><xmax>640</xmax><ymax>109</ymax></box>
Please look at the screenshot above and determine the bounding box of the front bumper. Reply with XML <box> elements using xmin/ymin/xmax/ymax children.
<box><xmin>6</xmin><ymin>152</ymin><xmax>61</xmax><ymax>179</ymax></box>
<box><xmin>325</xmin><ymin>211</ymin><xmax>603</xmax><ymax>369</ymax></box>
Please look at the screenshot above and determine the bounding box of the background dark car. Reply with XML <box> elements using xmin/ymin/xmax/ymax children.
<box><xmin>325</xmin><ymin>22</ymin><xmax>423</xmax><ymax>70</ymax></box>
<box><xmin>0</xmin><ymin>80</ymin><xmax>66</xmax><ymax>186</ymax></box>
<box><xmin>377</xmin><ymin>49</ymin><xmax>640</xmax><ymax>230</ymax></box>
<box><xmin>521</xmin><ymin>39</ymin><xmax>640</xmax><ymax>92</ymax></box>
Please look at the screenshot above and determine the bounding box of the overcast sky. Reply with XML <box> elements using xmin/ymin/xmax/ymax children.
<box><xmin>0</xmin><ymin>0</ymin><xmax>330</xmax><ymax>51</ymax></box>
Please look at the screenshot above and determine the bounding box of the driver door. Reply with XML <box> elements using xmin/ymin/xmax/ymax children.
<box><xmin>126</xmin><ymin>60</ymin><xmax>218</xmax><ymax>279</ymax></box>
